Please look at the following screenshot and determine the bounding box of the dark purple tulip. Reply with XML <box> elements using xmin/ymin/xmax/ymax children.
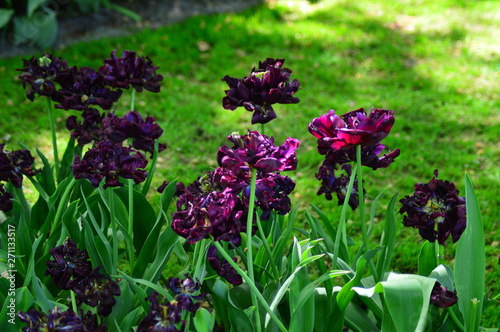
<box><xmin>251</xmin><ymin>173</ymin><xmax>296</xmax><ymax>220</ymax></box>
<box><xmin>399</xmin><ymin>170</ymin><xmax>466</xmax><ymax>245</ymax></box>
<box><xmin>321</xmin><ymin>143</ymin><xmax>400</xmax><ymax>170</ymax></box>
<box><xmin>172</xmin><ymin>190</ymin><xmax>246</xmax><ymax>245</ymax></box>
<box><xmin>102</xmin><ymin>110</ymin><xmax>165</xmax><ymax>154</ymax></box>
<box><xmin>53</xmin><ymin>66</ymin><xmax>122</xmax><ymax>111</ymax></box>
<box><xmin>18</xmin><ymin>307</ymin><xmax>84</xmax><ymax>332</ymax></box>
<box><xmin>309</xmin><ymin>108</ymin><xmax>395</xmax><ymax>151</ymax></box>
<box><xmin>68</xmin><ymin>267</ymin><xmax>121</xmax><ymax>317</ymax></box>
<box><xmin>80</xmin><ymin>310</ymin><xmax>108</xmax><ymax>332</ymax></box>
<box><xmin>222</xmin><ymin>58</ymin><xmax>300</xmax><ymax>124</ymax></box>
<box><xmin>72</xmin><ymin>139</ymin><xmax>148</xmax><ymax>188</ymax></box>
<box><xmin>315</xmin><ymin>163</ymin><xmax>361</xmax><ymax>210</ymax></box>
<box><xmin>0</xmin><ymin>183</ymin><xmax>13</xmax><ymax>212</ymax></box>
<box><xmin>168</xmin><ymin>275</ymin><xmax>205</xmax><ymax>312</ymax></box>
<box><xmin>100</xmin><ymin>50</ymin><xmax>164</xmax><ymax>93</ymax></box>
<box><xmin>0</xmin><ymin>144</ymin><xmax>40</xmax><ymax>188</ymax></box>
<box><xmin>207</xmin><ymin>246</ymin><xmax>243</xmax><ymax>285</ymax></box>
<box><xmin>430</xmin><ymin>281</ymin><xmax>458</xmax><ymax>308</ymax></box>
<box><xmin>66</xmin><ymin>108</ymin><xmax>106</xmax><ymax>145</ymax></box>
<box><xmin>217</xmin><ymin>131</ymin><xmax>299</xmax><ymax>173</ymax></box>
<box><xmin>45</xmin><ymin>238</ymin><xmax>92</xmax><ymax>290</ymax></box>
<box><xmin>17</xmin><ymin>54</ymin><xmax>72</xmax><ymax>101</ymax></box>
<box><xmin>137</xmin><ymin>292</ymin><xmax>185</xmax><ymax>332</ymax></box>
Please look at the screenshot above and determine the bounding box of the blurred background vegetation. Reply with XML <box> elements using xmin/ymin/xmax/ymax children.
<box><xmin>0</xmin><ymin>0</ymin><xmax>498</xmax><ymax>327</ymax></box>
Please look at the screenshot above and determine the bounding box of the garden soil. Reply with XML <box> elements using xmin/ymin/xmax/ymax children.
<box><xmin>0</xmin><ymin>0</ymin><xmax>263</xmax><ymax>58</ymax></box>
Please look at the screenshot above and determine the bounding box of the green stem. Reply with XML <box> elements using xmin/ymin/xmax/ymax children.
<box><xmin>70</xmin><ymin>289</ymin><xmax>77</xmax><ymax>313</ymax></box>
<box><xmin>127</xmin><ymin>179</ymin><xmax>135</xmax><ymax>272</ymax></box>
<box><xmin>214</xmin><ymin>241</ymin><xmax>287</xmax><ymax>332</ymax></box>
<box><xmin>109</xmin><ymin>188</ymin><xmax>118</xmax><ymax>275</ymax></box>
<box><xmin>50</xmin><ymin>177</ymin><xmax>76</xmax><ymax>238</ymax></box>
<box><xmin>447</xmin><ymin>306</ymin><xmax>465</xmax><ymax>331</ymax></box>
<box><xmin>130</xmin><ymin>88</ymin><xmax>136</xmax><ymax>111</ymax></box>
<box><xmin>246</xmin><ymin>168</ymin><xmax>261</xmax><ymax>332</ymax></box>
<box><xmin>255</xmin><ymin>214</ymin><xmax>279</xmax><ymax>279</ymax></box>
<box><xmin>332</xmin><ymin>163</ymin><xmax>357</xmax><ymax>270</ymax></box>
<box><xmin>46</xmin><ymin>98</ymin><xmax>60</xmax><ymax>180</ymax></box>
<box><xmin>355</xmin><ymin>145</ymin><xmax>378</xmax><ymax>279</ymax></box>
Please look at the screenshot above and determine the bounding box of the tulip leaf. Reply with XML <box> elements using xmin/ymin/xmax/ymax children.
<box><xmin>454</xmin><ymin>174</ymin><xmax>485</xmax><ymax>332</ymax></box>
<box><xmin>418</xmin><ymin>240</ymin><xmax>438</xmax><ymax>277</ymax></box>
<box><xmin>194</xmin><ymin>308</ymin><xmax>215</xmax><ymax>332</ymax></box>
<box><xmin>376</xmin><ymin>192</ymin><xmax>398</xmax><ymax>280</ymax></box>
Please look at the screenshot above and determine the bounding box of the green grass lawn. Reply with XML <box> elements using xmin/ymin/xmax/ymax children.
<box><xmin>1</xmin><ymin>0</ymin><xmax>498</xmax><ymax>327</ymax></box>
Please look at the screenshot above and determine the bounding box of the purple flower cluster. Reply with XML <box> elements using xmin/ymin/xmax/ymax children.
<box><xmin>308</xmin><ymin>108</ymin><xmax>399</xmax><ymax>207</ymax></box>
<box><xmin>18</xmin><ymin>308</ymin><xmax>107</xmax><ymax>332</ymax></box>
<box><xmin>45</xmin><ymin>238</ymin><xmax>120</xmax><ymax>317</ymax></box>
<box><xmin>222</xmin><ymin>58</ymin><xmax>300</xmax><ymax>124</ymax></box>
<box><xmin>18</xmin><ymin>51</ymin><xmax>163</xmax><ymax>111</ymax></box>
<box><xmin>430</xmin><ymin>281</ymin><xmax>458</xmax><ymax>308</ymax></box>
<box><xmin>137</xmin><ymin>278</ymin><xmax>205</xmax><ymax>332</ymax></box>
<box><xmin>399</xmin><ymin>170</ymin><xmax>466</xmax><ymax>245</ymax></box>
<box><xmin>207</xmin><ymin>246</ymin><xmax>243</xmax><ymax>285</ymax></box>
<box><xmin>0</xmin><ymin>144</ymin><xmax>40</xmax><ymax>212</ymax></box>
<box><xmin>171</xmin><ymin>131</ymin><xmax>299</xmax><ymax>245</ymax></box>
<box><xmin>72</xmin><ymin>139</ymin><xmax>148</xmax><ymax>188</ymax></box>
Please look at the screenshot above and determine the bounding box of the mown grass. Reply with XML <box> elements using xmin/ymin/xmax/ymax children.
<box><xmin>0</xmin><ymin>0</ymin><xmax>498</xmax><ymax>327</ymax></box>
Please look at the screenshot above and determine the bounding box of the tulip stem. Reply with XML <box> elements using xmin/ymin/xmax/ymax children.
<box><xmin>128</xmin><ymin>179</ymin><xmax>135</xmax><ymax>273</ymax></box>
<box><xmin>46</xmin><ymin>98</ymin><xmax>60</xmax><ymax>181</ymax></box>
<box><xmin>332</xmin><ymin>163</ymin><xmax>357</xmax><ymax>270</ymax></box>
<box><xmin>246</xmin><ymin>167</ymin><xmax>261</xmax><ymax>331</ymax></box>
<box><xmin>356</xmin><ymin>145</ymin><xmax>378</xmax><ymax>279</ymax></box>
<box><xmin>214</xmin><ymin>241</ymin><xmax>287</xmax><ymax>332</ymax></box>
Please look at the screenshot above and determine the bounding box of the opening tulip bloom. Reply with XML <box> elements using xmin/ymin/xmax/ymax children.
<box><xmin>399</xmin><ymin>170</ymin><xmax>466</xmax><ymax>245</ymax></box>
<box><xmin>0</xmin><ymin>183</ymin><xmax>13</xmax><ymax>212</ymax></box>
<box><xmin>0</xmin><ymin>144</ymin><xmax>40</xmax><ymax>188</ymax></box>
<box><xmin>72</xmin><ymin>139</ymin><xmax>148</xmax><ymax>188</ymax></box>
<box><xmin>222</xmin><ymin>58</ymin><xmax>300</xmax><ymax>124</ymax></box>
<box><xmin>100</xmin><ymin>50</ymin><xmax>164</xmax><ymax>93</ymax></box>
<box><xmin>207</xmin><ymin>246</ymin><xmax>243</xmax><ymax>285</ymax></box>
<box><xmin>309</xmin><ymin>108</ymin><xmax>395</xmax><ymax>151</ymax></box>
<box><xmin>18</xmin><ymin>307</ymin><xmax>84</xmax><ymax>332</ymax></box>
<box><xmin>217</xmin><ymin>130</ymin><xmax>299</xmax><ymax>173</ymax></box>
<box><xmin>137</xmin><ymin>292</ymin><xmax>186</xmax><ymax>332</ymax></box>
<box><xmin>430</xmin><ymin>281</ymin><xmax>458</xmax><ymax>308</ymax></box>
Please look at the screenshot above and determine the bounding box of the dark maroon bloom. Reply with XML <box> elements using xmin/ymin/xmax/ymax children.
<box><xmin>168</xmin><ymin>275</ymin><xmax>205</xmax><ymax>312</ymax></box>
<box><xmin>102</xmin><ymin>110</ymin><xmax>165</xmax><ymax>154</ymax></box>
<box><xmin>319</xmin><ymin>143</ymin><xmax>400</xmax><ymax>170</ymax></box>
<box><xmin>137</xmin><ymin>292</ymin><xmax>185</xmax><ymax>332</ymax></box>
<box><xmin>72</xmin><ymin>139</ymin><xmax>148</xmax><ymax>188</ymax></box>
<box><xmin>172</xmin><ymin>190</ymin><xmax>246</xmax><ymax>245</ymax></box>
<box><xmin>250</xmin><ymin>173</ymin><xmax>296</xmax><ymax>220</ymax></box>
<box><xmin>80</xmin><ymin>310</ymin><xmax>108</xmax><ymax>332</ymax></box>
<box><xmin>399</xmin><ymin>170</ymin><xmax>466</xmax><ymax>245</ymax></box>
<box><xmin>66</xmin><ymin>108</ymin><xmax>106</xmax><ymax>145</ymax></box>
<box><xmin>430</xmin><ymin>281</ymin><xmax>458</xmax><ymax>308</ymax></box>
<box><xmin>0</xmin><ymin>183</ymin><xmax>13</xmax><ymax>212</ymax></box>
<box><xmin>45</xmin><ymin>238</ymin><xmax>92</xmax><ymax>290</ymax></box>
<box><xmin>100</xmin><ymin>50</ymin><xmax>164</xmax><ymax>93</ymax></box>
<box><xmin>18</xmin><ymin>307</ymin><xmax>84</xmax><ymax>332</ymax></box>
<box><xmin>0</xmin><ymin>144</ymin><xmax>40</xmax><ymax>188</ymax></box>
<box><xmin>217</xmin><ymin>131</ymin><xmax>299</xmax><ymax>173</ymax></box>
<box><xmin>222</xmin><ymin>58</ymin><xmax>300</xmax><ymax>124</ymax></box>
<box><xmin>315</xmin><ymin>163</ymin><xmax>361</xmax><ymax>210</ymax></box>
<box><xmin>17</xmin><ymin>54</ymin><xmax>72</xmax><ymax>101</ymax></box>
<box><xmin>309</xmin><ymin>108</ymin><xmax>395</xmax><ymax>151</ymax></box>
<box><xmin>68</xmin><ymin>267</ymin><xmax>121</xmax><ymax>317</ymax></box>
<box><xmin>53</xmin><ymin>66</ymin><xmax>122</xmax><ymax>111</ymax></box>
<box><xmin>207</xmin><ymin>246</ymin><xmax>243</xmax><ymax>285</ymax></box>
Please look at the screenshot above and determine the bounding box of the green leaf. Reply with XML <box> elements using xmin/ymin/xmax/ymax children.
<box><xmin>13</xmin><ymin>8</ymin><xmax>57</xmax><ymax>48</ymax></box>
<box><xmin>418</xmin><ymin>240</ymin><xmax>438</xmax><ymax>277</ymax></box>
<box><xmin>376</xmin><ymin>192</ymin><xmax>398</xmax><ymax>280</ymax></box>
<box><xmin>27</xmin><ymin>0</ymin><xmax>48</xmax><ymax>17</ymax></box>
<box><xmin>0</xmin><ymin>9</ymin><xmax>14</xmax><ymax>29</ymax></box>
<box><xmin>193</xmin><ymin>308</ymin><xmax>215</xmax><ymax>332</ymax></box>
<box><xmin>353</xmin><ymin>273</ymin><xmax>436</xmax><ymax>332</ymax></box>
<box><xmin>455</xmin><ymin>174</ymin><xmax>485</xmax><ymax>332</ymax></box>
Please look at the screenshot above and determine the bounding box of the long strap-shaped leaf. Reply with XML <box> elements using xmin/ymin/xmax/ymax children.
<box><xmin>454</xmin><ymin>174</ymin><xmax>485</xmax><ymax>332</ymax></box>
